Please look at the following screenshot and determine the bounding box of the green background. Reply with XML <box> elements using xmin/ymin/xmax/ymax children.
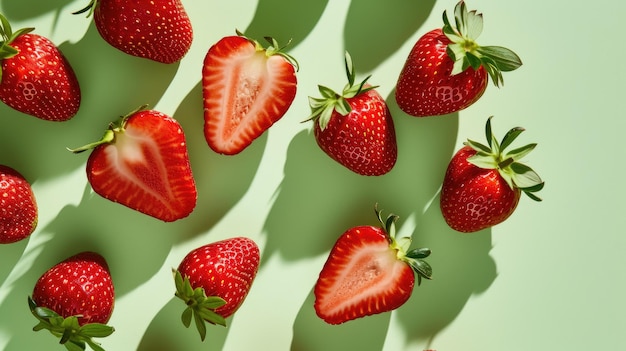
<box><xmin>0</xmin><ymin>0</ymin><xmax>624</xmax><ymax>350</ymax></box>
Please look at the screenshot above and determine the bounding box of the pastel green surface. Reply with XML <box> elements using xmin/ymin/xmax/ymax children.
<box><xmin>0</xmin><ymin>0</ymin><xmax>624</xmax><ymax>350</ymax></box>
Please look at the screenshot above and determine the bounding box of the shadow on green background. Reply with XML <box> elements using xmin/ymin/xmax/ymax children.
<box><xmin>344</xmin><ymin>0</ymin><xmax>436</xmax><ymax>73</ymax></box>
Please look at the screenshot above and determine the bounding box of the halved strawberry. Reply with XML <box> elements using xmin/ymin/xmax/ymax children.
<box><xmin>314</xmin><ymin>205</ymin><xmax>432</xmax><ymax>324</ymax></box>
<box><xmin>69</xmin><ymin>106</ymin><xmax>197</xmax><ymax>222</ymax></box>
<box><xmin>29</xmin><ymin>251</ymin><xmax>115</xmax><ymax>351</ymax></box>
<box><xmin>202</xmin><ymin>31</ymin><xmax>298</xmax><ymax>155</ymax></box>
<box><xmin>0</xmin><ymin>14</ymin><xmax>81</xmax><ymax>121</ymax></box>
<box><xmin>0</xmin><ymin>165</ymin><xmax>38</xmax><ymax>244</ymax></box>
<box><xmin>173</xmin><ymin>237</ymin><xmax>260</xmax><ymax>340</ymax></box>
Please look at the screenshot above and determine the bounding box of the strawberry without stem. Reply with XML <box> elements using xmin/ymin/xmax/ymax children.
<box><xmin>69</xmin><ymin>106</ymin><xmax>197</xmax><ymax>222</ymax></box>
<box><xmin>395</xmin><ymin>1</ymin><xmax>522</xmax><ymax>117</ymax></box>
<box><xmin>29</xmin><ymin>251</ymin><xmax>115</xmax><ymax>351</ymax></box>
<box><xmin>74</xmin><ymin>0</ymin><xmax>193</xmax><ymax>64</ymax></box>
<box><xmin>314</xmin><ymin>205</ymin><xmax>432</xmax><ymax>324</ymax></box>
<box><xmin>440</xmin><ymin>117</ymin><xmax>544</xmax><ymax>233</ymax></box>
<box><xmin>0</xmin><ymin>165</ymin><xmax>37</xmax><ymax>244</ymax></box>
<box><xmin>307</xmin><ymin>52</ymin><xmax>397</xmax><ymax>176</ymax></box>
<box><xmin>0</xmin><ymin>14</ymin><xmax>80</xmax><ymax>121</ymax></box>
<box><xmin>174</xmin><ymin>237</ymin><xmax>260</xmax><ymax>340</ymax></box>
<box><xmin>202</xmin><ymin>32</ymin><xmax>298</xmax><ymax>155</ymax></box>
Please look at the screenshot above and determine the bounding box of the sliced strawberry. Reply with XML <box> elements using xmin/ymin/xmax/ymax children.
<box><xmin>69</xmin><ymin>106</ymin><xmax>197</xmax><ymax>222</ymax></box>
<box><xmin>314</xmin><ymin>205</ymin><xmax>432</xmax><ymax>324</ymax></box>
<box><xmin>202</xmin><ymin>32</ymin><xmax>298</xmax><ymax>155</ymax></box>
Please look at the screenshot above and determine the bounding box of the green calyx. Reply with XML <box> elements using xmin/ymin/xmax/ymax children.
<box><xmin>442</xmin><ymin>1</ymin><xmax>522</xmax><ymax>87</ymax></box>
<box><xmin>67</xmin><ymin>105</ymin><xmax>148</xmax><ymax>154</ymax></box>
<box><xmin>173</xmin><ymin>269</ymin><xmax>227</xmax><ymax>342</ymax></box>
<box><xmin>375</xmin><ymin>204</ymin><xmax>433</xmax><ymax>286</ymax></box>
<box><xmin>72</xmin><ymin>0</ymin><xmax>98</xmax><ymax>18</ymax></box>
<box><xmin>235</xmin><ymin>29</ymin><xmax>300</xmax><ymax>71</ymax></box>
<box><xmin>465</xmin><ymin>116</ymin><xmax>544</xmax><ymax>201</ymax></box>
<box><xmin>305</xmin><ymin>51</ymin><xmax>377</xmax><ymax>131</ymax></box>
<box><xmin>28</xmin><ymin>296</ymin><xmax>114</xmax><ymax>351</ymax></box>
<box><xmin>0</xmin><ymin>13</ymin><xmax>34</xmax><ymax>82</ymax></box>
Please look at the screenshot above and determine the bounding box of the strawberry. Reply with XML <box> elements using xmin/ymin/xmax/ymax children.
<box><xmin>202</xmin><ymin>32</ymin><xmax>298</xmax><ymax>155</ymax></box>
<box><xmin>395</xmin><ymin>1</ymin><xmax>522</xmax><ymax>117</ymax></box>
<box><xmin>307</xmin><ymin>52</ymin><xmax>397</xmax><ymax>176</ymax></box>
<box><xmin>0</xmin><ymin>14</ymin><xmax>81</xmax><ymax>121</ymax></box>
<box><xmin>173</xmin><ymin>237</ymin><xmax>260</xmax><ymax>341</ymax></box>
<box><xmin>29</xmin><ymin>251</ymin><xmax>115</xmax><ymax>351</ymax></box>
<box><xmin>74</xmin><ymin>0</ymin><xmax>193</xmax><ymax>64</ymax></box>
<box><xmin>440</xmin><ymin>117</ymin><xmax>544</xmax><ymax>233</ymax></box>
<box><xmin>0</xmin><ymin>165</ymin><xmax>37</xmax><ymax>244</ymax></box>
<box><xmin>69</xmin><ymin>106</ymin><xmax>197</xmax><ymax>222</ymax></box>
<box><xmin>314</xmin><ymin>205</ymin><xmax>432</xmax><ymax>324</ymax></box>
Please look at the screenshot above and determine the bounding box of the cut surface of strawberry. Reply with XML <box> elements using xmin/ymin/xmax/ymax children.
<box><xmin>202</xmin><ymin>33</ymin><xmax>298</xmax><ymax>155</ymax></box>
<box><xmin>314</xmin><ymin>205</ymin><xmax>432</xmax><ymax>324</ymax></box>
<box><xmin>69</xmin><ymin>106</ymin><xmax>197</xmax><ymax>222</ymax></box>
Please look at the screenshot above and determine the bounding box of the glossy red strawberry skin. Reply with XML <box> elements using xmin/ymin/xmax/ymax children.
<box><xmin>177</xmin><ymin>237</ymin><xmax>260</xmax><ymax>318</ymax></box>
<box><xmin>0</xmin><ymin>33</ymin><xmax>80</xmax><ymax>121</ymax></box>
<box><xmin>93</xmin><ymin>0</ymin><xmax>193</xmax><ymax>63</ymax></box>
<box><xmin>85</xmin><ymin>110</ymin><xmax>197</xmax><ymax>222</ymax></box>
<box><xmin>32</xmin><ymin>252</ymin><xmax>114</xmax><ymax>326</ymax></box>
<box><xmin>314</xmin><ymin>88</ymin><xmax>397</xmax><ymax>176</ymax></box>
<box><xmin>0</xmin><ymin>165</ymin><xmax>37</xmax><ymax>244</ymax></box>
<box><xmin>395</xmin><ymin>28</ymin><xmax>487</xmax><ymax>117</ymax></box>
<box><xmin>440</xmin><ymin>145</ymin><xmax>521</xmax><ymax>233</ymax></box>
<box><xmin>314</xmin><ymin>226</ymin><xmax>414</xmax><ymax>324</ymax></box>
<box><xmin>202</xmin><ymin>35</ymin><xmax>297</xmax><ymax>155</ymax></box>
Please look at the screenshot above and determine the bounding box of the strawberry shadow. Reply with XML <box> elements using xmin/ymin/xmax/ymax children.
<box><xmin>0</xmin><ymin>23</ymin><xmax>180</xmax><ymax>182</ymax></box>
<box><xmin>243</xmin><ymin>0</ymin><xmax>329</xmax><ymax>48</ymax></box>
<box><xmin>136</xmin><ymin>297</ymin><xmax>229</xmax><ymax>351</ymax></box>
<box><xmin>344</xmin><ymin>0</ymin><xmax>436</xmax><ymax>73</ymax></box>
<box><xmin>0</xmin><ymin>0</ymin><xmax>68</xmax><ymax>20</ymax></box>
<box><xmin>0</xmin><ymin>238</ymin><xmax>29</xmax><ymax>287</ymax></box>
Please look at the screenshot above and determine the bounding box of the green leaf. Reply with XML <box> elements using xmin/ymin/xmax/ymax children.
<box><xmin>466</xmin><ymin>139</ymin><xmax>492</xmax><ymax>154</ymax></box>
<box><xmin>79</xmin><ymin>324</ymin><xmax>115</xmax><ymax>338</ymax></box>
<box><xmin>504</xmin><ymin>143</ymin><xmax>536</xmax><ymax>161</ymax></box>
<box><xmin>478</xmin><ymin>45</ymin><xmax>523</xmax><ymax>72</ymax></box>
<box><xmin>465</xmin><ymin>10</ymin><xmax>483</xmax><ymax>39</ymax></box>
<box><xmin>500</xmin><ymin>127</ymin><xmax>525</xmax><ymax>150</ymax></box>
<box><xmin>509</xmin><ymin>162</ymin><xmax>543</xmax><ymax>188</ymax></box>
<box><xmin>64</xmin><ymin>340</ymin><xmax>86</xmax><ymax>351</ymax></box>
<box><xmin>181</xmin><ymin>307</ymin><xmax>192</xmax><ymax>328</ymax></box>
<box><xmin>406</xmin><ymin>247</ymin><xmax>431</xmax><ymax>259</ymax></box>
<box><xmin>193</xmin><ymin>311</ymin><xmax>207</xmax><ymax>341</ymax></box>
<box><xmin>467</xmin><ymin>153</ymin><xmax>498</xmax><ymax>169</ymax></box>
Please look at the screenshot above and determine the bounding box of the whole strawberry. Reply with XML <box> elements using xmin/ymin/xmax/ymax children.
<box><xmin>74</xmin><ymin>0</ymin><xmax>193</xmax><ymax>63</ymax></box>
<box><xmin>69</xmin><ymin>106</ymin><xmax>197</xmax><ymax>222</ymax></box>
<box><xmin>0</xmin><ymin>14</ymin><xmax>81</xmax><ymax>121</ymax></box>
<box><xmin>307</xmin><ymin>52</ymin><xmax>397</xmax><ymax>176</ymax></box>
<box><xmin>0</xmin><ymin>165</ymin><xmax>38</xmax><ymax>244</ymax></box>
<box><xmin>203</xmin><ymin>32</ymin><xmax>298</xmax><ymax>155</ymax></box>
<box><xmin>395</xmin><ymin>1</ymin><xmax>522</xmax><ymax>117</ymax></box>
<box><xmin>314</xmin><ymin>205</ymin><xmax>432</xmax><ymax>324</ymax></box>
<box><xmin>174</xmin><ymin>237</ymin><xmax>260</xmax><ymax>340</ymax></box>
<box><xmin>440</xmin><ymin>117</ymin><xmax>544</xmax><ymax>233</ymax></box>
<box><xmin>29</xmin><ymin>251</ymin><xmax>115</xmax><ymax>351</ymax></box>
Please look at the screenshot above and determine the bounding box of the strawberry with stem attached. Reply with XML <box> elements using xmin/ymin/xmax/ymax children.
<box><xmin>0</xmin><ymin>165</ymin><xmax>38</xmax><ymax>244</ymax></box>
<box><xmin>395</xmin><ymin>1</ymin><xmax>522</xmax><ymax>117</ymax></box>
<box><xmin>314</xmin><ymin>205</ymin><xmax>432</xmax><ymax>324</ymax></box>
<box><xmin>307</xmin><ymin>52</ymin><xmax>397</xmax><ymax>176</ymax></box>
<box><xmin>68</xmin><ymin>106</ymin><xmax>197</xmax><ymax>222</ymax></box>
<box><xmin>0</xmin><ymin>13</ymin><xmax>81</xmax><ymax>121</ymax></box>
<box><xmin>73</xmin><ymin>0</ymin><xmax>193</xmax><ymax>64</ymax></box>
<box><xmin>202</xmin><ymin>31</ymin><xmax>298</xmax><ymax>155</ymax></box>
<box><xmin>173</xmin><ymin>237</ymin><xmax>260</xmax><ymax>341</ymax></box>
<box><xmin>440</xmin><ymin>117</ymin><xmax>544</xmax><ymax>233</ymax></box>
<box><xmin>29</xmin><ymin>251</ymin><xmax>115</xmax><ymax>351</ymax></box>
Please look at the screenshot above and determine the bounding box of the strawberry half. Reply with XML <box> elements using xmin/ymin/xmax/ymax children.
<box><xmin>0</xmin><ymin>165</ymin><xmax>38</xmax><ymax>244</ymax></box>
<box><xmin>74</xmin><ymin>0</ymin><xmax>193</xmax><ymax>63</ymax></box>
<box><xmin>173</xmin><ymin>237</ymin><xmax>260</xmax><ymax>340</ymax></box>
<box><xmin>69</xmin><ymin>106</ymin><xmax>197</xmax><ymax>222</ymax></box>
<box><xmin>307</xmin><ymin>52</ymin><xmax>397</xmax><ymax>176</ymax></box>
<box><xmin>202</xmin><ymin>32</ymin><xmax>298</xmax><ymax>155</ymax></box>
<box><xmin>395</xmin><ymin>1</ymin><xmax>522</xmax><ymax>117</ymax></box>
<box><xmin>440</xmin><ymin>117</ymin><xmax>544</xmax><ymax>233</ymax></box>
<box><xmin>29</xmin><ymin>251</ymin><xmax>115</xmax><ymax>351</ymax></box>
<box><xmin>314</xmin><ymin>205</ymin><xmax>432</xmax><ymax>324</ymax></box>
<box><xmin>0</xmin><ymin>14</ymin><xmax>81</xmax><ymax>121</ymax></box>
